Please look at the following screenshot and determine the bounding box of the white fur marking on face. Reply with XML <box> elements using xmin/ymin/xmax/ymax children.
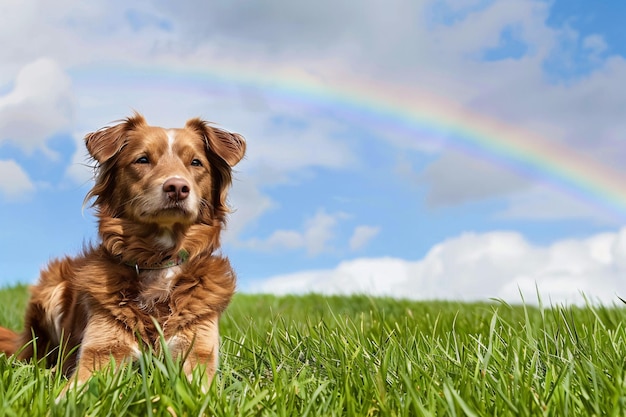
<box><xmin>167</xmin><ymin>130</ymin><xmax>176</xmax><ymax>154</ymax></box>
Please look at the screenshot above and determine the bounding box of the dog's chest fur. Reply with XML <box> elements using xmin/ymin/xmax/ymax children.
<box><xmin>136</xmin><ymin>266</ymin><xmax>182</xmax><ymax>313</ymax></box>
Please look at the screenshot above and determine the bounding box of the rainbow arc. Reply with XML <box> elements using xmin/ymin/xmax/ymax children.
<box><xmin>75</xmin><ymin>64</ymin><xmax>626</xmax><ymax>221</ymax></box>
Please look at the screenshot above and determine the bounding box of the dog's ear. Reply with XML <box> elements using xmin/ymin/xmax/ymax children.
<box><xmin>185</xmin><ymin>118</ymin><xmax>246</xmax><ymax>166</ymax></box>
<box><xmin>186</xmin><ymin>118</ymin><xmax>245</xmax><ymax>225</ymax></box>
<box><xmin>85</xmin><ymin>113</ymin><xmax>147</xmax><ymax>163</ymax></box>
<box><xmin>208</xmin><ymin>128</ymin><xmax>246</xmax><ymax>167</ymax></box>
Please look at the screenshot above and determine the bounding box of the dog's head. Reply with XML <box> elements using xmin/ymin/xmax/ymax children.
<box><xmin>85</xmin><ymin>113</ymin><xmax>245</xmax><ymax>228</ymax></box>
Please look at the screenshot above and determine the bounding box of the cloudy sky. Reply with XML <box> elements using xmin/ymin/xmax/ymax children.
<box><xmin>1</xmin><ymin>0</ymin><xmax>626</xmax><ymax>305</ymax></box>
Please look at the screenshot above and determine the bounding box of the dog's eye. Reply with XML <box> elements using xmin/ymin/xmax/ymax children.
<box><xmin>191</xmin><ymin>159</ymin><xmax>203</xmax><ymax>167</ymax></box>
<box><xmin>135</xmin><ymin>156</ymin><xmax>150</xmax><ymax>164</ymax></box>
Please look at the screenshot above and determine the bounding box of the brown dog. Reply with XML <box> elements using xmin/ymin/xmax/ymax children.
<box><xmin>0</xmin><ymin>113</ymin><xmax>245</xmax><ymax>390</ymax></box>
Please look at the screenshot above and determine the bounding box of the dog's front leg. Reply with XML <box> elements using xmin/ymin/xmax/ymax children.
<box><xmin>63</xmin><ymin>314</ymin><xmax>137</xmax><ymax>394</ymax></box>
<box><xmin>167</xmin><ymin>317</ymin><xmax>220</xmax><ymax>391</ymax></box>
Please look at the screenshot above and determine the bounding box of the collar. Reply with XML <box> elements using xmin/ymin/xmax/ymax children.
<box><xmin>124</xmin><ymin>249</ymin><xmax>189</xmax><ymax>273</ymax></box>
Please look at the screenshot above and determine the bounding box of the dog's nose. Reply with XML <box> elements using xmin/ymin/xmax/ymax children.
<box><xmin>163</xmin><ymin>178</ymin><xmax>190</xmax><ymax>201</ymax></box>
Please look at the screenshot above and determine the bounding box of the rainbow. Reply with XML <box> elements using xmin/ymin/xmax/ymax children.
<box><xmin>73</xmin><ymin>63</ymin><xmax>626</xmax><ymax>221</ymax></box>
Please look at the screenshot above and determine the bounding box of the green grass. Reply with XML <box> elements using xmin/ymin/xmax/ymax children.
<box><xmin>1</xmin><ymin>287</ymin><xmax>626</xmax><ymax>416</ymax></box>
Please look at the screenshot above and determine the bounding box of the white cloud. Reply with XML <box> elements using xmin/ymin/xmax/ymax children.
<box><xmin>0</xmin><ymin>58</ymin><xmax>74</xmax><ymax>157</ymax></box>
<box><xmin>0</xmin><ymin>160</ymin><xmax>35</xmax><ymax>200</ymax></box>
<box><xmin>253</xmin><ymin>229</ymin><xmax>626</xmax><ymax>305</ymax></box>
<box><xmin>349</xmin><ymin>225</ymin><xmax>380</xmax><ymax>251</ymax></box>
<box><xmin>254</xmin><ymin>257</ymin><xmax>411</xmax><ymax>296</ymax></box>
<box><xmin>152</xmin><ymin>0</ymin><xmax>413</xmax><ymax>56</ymax></box>
<box><xmin>242</xmin><ymin>209</ymin><xmax>348</xmax><ymax>255</ymax></box>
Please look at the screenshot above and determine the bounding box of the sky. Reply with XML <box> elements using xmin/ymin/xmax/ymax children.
<box><xmin>1</xmin><ymin>0</ymin><xmax>626</xmax><ymax>305</ymax></box>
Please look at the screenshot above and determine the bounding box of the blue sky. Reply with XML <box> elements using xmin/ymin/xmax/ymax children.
<box><xmin>1</xmin><ymin>0</ymin><xmax>626</xmax><ymax>304</ymax></box>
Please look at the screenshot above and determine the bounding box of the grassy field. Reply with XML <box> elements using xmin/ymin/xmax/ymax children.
<box><xmin>1</xmin><ymin>286</ymin><xmax>626</xmax><ymax>416</ymax></box>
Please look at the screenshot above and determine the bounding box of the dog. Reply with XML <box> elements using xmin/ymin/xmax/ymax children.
<box><xmin>0</xmin><ymin>113</ymin><xmax>245</xmax><ymax>391</ymax></box>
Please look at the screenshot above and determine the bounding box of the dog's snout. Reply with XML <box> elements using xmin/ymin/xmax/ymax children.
<box><xmin>163</xmin><ymin>178</ymin><xmax>190</xmax><ymax>201</ymax></box>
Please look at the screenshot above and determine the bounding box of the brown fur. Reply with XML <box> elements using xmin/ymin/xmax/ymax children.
<box><xmin>0</xmin><ymin>113</ymin><xmax>245</xmax><ymax>390</ymax></box>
